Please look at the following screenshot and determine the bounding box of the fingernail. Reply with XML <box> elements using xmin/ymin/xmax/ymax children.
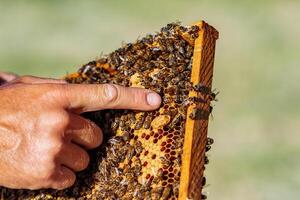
<box><xmin>147</xmin><ymin>92</ymin><xmax>161</xmax><ymax>107</ymax></box>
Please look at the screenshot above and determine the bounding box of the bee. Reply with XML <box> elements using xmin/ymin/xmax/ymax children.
<box><xmin>189</xmin><ymin>108</ymin><xmax>209</xmax><ymax>120</ymax></box>
<box><xmin>151</xmin><ymin>187</ymin><xmax>163</xmax><ymax>200</ymax></box>
<box><xmin>202</xmin><ymin>176</ymin><xmax>206</xmax><ymax>186</ymax></box>
<box><xmin>111</xmin><ymin>117</ymin><xmax>120</xmax><ymax>131</ymax></box>
<box><xmin>209</xmin><ymin>105</ymin><xmax>214</xmax><ymax>114</ymax></box>
<box><xmin>134</xmin><ymin>113</ymin><xmax>145</xmax><ymax>130</ymax></box>
<box><xmin>189</xmin><ymin>96</ymin><xmax>207</xmax><ymax>104</ymax></box>
<box><xmin>122</xmin><ymin>131</ymin><xmax>131</xmax><ymax>142</ymax></box>
<box><xmin>126</xmin><ymin>146</ymin><xmax>136</xmax><ymax>160</ymax></box>
<box><xmin>207</xmin><ymin>137</ymin><xmax>214</xmax><ymax>145</ymax></box>
<box><xmin>169</xmin><ymin>113</ymin><xmax>183</xmax><ymax>129</ymax></box>
<box><xmin>133</xmin><ymin>159</ymin><xmax>142</xmax><ymax>176</ymax></box>
<box><xmin>135</xmin><ymin>141</ymin><xmax>143</xmax><ymax>154</ymax></box>
<box><xmin>144</xmin><ymin>191</ymin><xmax>152</xmax><ymax>200</ymax></box>
<box><xmin>143</xmin><ymin>113</ymin><xmax>153</xmax><ymax>129</ymax></box>
<box><xmin>204</xmin><ymin>155</ymin><xmax>209</xmax><ymax>165</ymax></box>
<box><xmin>201</xmin><ymin>194</ymin><xmax>208</xmax><ymax>199</ymax></box>
<box><xmin>174</xmin><ymin>155</ymin><xmax>182</xmax><ymax>166</ymax></box>
<box><xmin>116</xmin><ymin>185</ymin><xmax>127</xmax><ymax>197</ymax></box>
<box><xmin>161</xmin><ymin>186</ymin><xmax>171</xmax><ymax>200</ymax></box>
<box><xmin>133</xmin><ymin>187</ymin><xmax>144</xmax><ymax>200</ymax></box>
<box><xmin>160</xmin><ymin>156</ymin><xmax>172</xmax><ymax>166</ymax></box>
<box><xmin>209</xmin><ymin>90</ymin><xmax>219</xmax><ymax>101</ymax></box>
<box><xmin>143</xmin><ymin>177</ymin><xmax>153</xmax><ymax>190</ymax></box>
<box><xmin>173</xmin><ymin>183</ymin><xmax>180</xmax><ymax>197</ymax></box>
<box><xmin>108</xmin><ymin>136</ymin><xmax>124</xmax><ymax>146</ymax></box>
<box><xmin>193</xmin><ymin>83</ymin><xmax>211</xmax><ymax>95</ymax></box>
<box><xmin>128</xmin><ymin>112</ymin><xmax>136</xmax><ymax>124</ymax></box>
<box><xmin>205</xmin><ymin>145</ymin><xmax>212</xmax><ymax>152</ymax></box>
<box><xmin>153</xmin><ymin>168</ymin><xmax>164</xmax><ymax>184</ymax></box>
<box><xmin>168</xmin><ymin>54</ymin><xmax>177</xmax><ymax>66</ymax></box>
<box><xmin>119</xmin><ymin>115</ymin><xmax>128</xmax><ymax>130</ymax></box>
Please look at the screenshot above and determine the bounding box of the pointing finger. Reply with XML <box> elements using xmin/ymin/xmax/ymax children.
<box><xmin>59</xmin><ymin>83</ymin><xmax>161</xmax><ymax>113</ymax></box>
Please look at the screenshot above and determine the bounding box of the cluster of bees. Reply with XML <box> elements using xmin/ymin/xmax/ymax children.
<box><xmin>0</xmin><ymin>22</ymin><xmax>216</xmax><ymax>200</ymax></box>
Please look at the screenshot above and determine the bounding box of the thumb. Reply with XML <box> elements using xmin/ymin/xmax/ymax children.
<box><xmin>58</xmin><ymin>84</ymin><xmax>161</xmax><ymax>113</ymax></box>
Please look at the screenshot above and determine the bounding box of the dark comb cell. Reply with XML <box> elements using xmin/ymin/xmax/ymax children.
<box><xmin>167</xmin><ymin>139</ymin><xmax>173</xmax><ymax>143</ymax></box>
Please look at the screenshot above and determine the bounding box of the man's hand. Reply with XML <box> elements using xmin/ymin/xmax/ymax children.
<box><xmin>0</xmin><ymin>75</ymin><xmax>161</xmax><ymax>190</ymax></box>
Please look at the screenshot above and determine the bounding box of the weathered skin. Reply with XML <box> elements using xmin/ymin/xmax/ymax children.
<box><xmin>0</xmin><ymin>74</ymin><xmax>161</xmax><ymax>190</ymax></box>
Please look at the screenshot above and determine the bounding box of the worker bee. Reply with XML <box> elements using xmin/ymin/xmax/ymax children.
<box><xmin>122</xmin><ymin>131</ymin><xmax>131</xmax><ymax>142</ymax></box>
<box><xmin>134</xmin><ymin>113</ymin><xmax>145</xmax><ymax>130</ymax></box>
<box><xmin>151</xmin><ymin>187</ymin><xmax>163</xmax><ymax>200</ymax></box>
<box><xmin>134</xmin><ymin>141</ymin><xmax>143</xmax><ymax>154</ymax></box>
<box><xmin>160</xmin><ymin>156</ymin><xmax>172</xmax><ymax>166</ymax></box>
<box><xmin>189</xmin><ymin>107</ymin><xmax>210</xmax><ymax>120</ymax></box>
<box><xmin>205</xmin><ymin>145</ymin><xmax>211</xmax><ymax>152</ymax></box>
<box><xmin>126</xmin><ymin>146</ymin><xmax>136</xmax><ymax>160</ymax></box>
<box><xmin>111</xmin><ymin>117</ymin><xmax>120</xmax><ymax>131</ymax></box>
<box><xmin>204</xmin><ymin>155</ymin><xmax>209</xmax><ymax>165</ymax></box>
<box><xmin>209</xmin><ymin>90</ymin><xmax>219</xmax><ymax>101</ymax></box>
<box><xmin>169</xmin><ymin>113</ymin><xmax>183</xmax><ymax>129</ymax></box>
<box><xmin>207</xmin><ymin>137</ymin><xmax>214</xmax><ymax>145</ymax></box>
<box><xmin>201</xmin><ymin>194</ymin><xmax>208</xmax><ymax>199</ymax></box>
<box><xmin>143</xmin><ymin>113</ymin><xmax>153</xmax><ymax>129</ymax></box>
<box><xmin>193</xmin><ymin>83</ymin><xmax>211</xmax><ymax>95</ymax></box>
<box><xmin>153</xmin><ymin>169</ymin><xmax>164</xmax><ymax>184</ymax></box>
<box><xmin>161</xmin><ymin>186</ymin><xmax>171</xmax><ymax>200</ymax></box>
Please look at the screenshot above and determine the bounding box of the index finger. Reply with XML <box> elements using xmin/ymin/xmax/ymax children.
<box><xmin>58</xmin><ymin>84</ymin><xmax>161</xmax><ymax>113</ymax></box>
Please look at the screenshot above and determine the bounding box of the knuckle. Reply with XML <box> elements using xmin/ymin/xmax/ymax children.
<box><xmin>101</xmin><ymin>84</ymin><xmax>119</xmax><ymax>103</ymax></box>
<box><xmin>42</xmin><ymin>111</ymin><xmax>70</xmax><ymax>130</ymax></box>
<box><xmin>56</xmin><ymin>112</ymin><xmax>70</xmax><ymax>128</ymax></box>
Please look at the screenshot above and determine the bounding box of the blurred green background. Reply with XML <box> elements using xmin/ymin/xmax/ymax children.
<box><xmin>1</xmin><ymin>0</ymin><xmax>300</xmax><ymax>199</ymax></box>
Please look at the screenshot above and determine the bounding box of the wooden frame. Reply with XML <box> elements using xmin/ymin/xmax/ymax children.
<box><xmin>179</xmin><ymin>21</ymin><xmax>218</xmax><ymax>200</ymax></box>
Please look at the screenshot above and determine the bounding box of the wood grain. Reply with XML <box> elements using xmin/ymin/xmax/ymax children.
<box><xmin>179</xmin><ymin>21</ymin><xmax>218</xmax><ymax>200</ymax></box>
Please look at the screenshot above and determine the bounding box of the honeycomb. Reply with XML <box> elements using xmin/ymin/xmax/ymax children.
<box><xmin>0</xmin><ymin>22</ymin><xmax>218</xmax><ymax>200</ymax></box>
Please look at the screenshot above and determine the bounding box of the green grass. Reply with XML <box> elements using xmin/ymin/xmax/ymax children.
<box><xmin>1</xmin><ymin>0</ymin><xmax>300</xmax><ymax>199</ymax></box>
